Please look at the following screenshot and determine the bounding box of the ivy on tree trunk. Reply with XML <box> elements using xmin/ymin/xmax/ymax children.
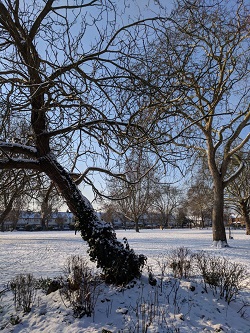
<box><xmin>40</xmin><ymin>154</ymin><xmax>146</xmax><ymax>284</ymax></box>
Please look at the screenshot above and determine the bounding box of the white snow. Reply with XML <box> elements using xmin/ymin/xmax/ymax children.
<box><xmin>0</xmin><ymin>228</ymin><xmax>250</xmax><ymax>332</ymax></box>
<box><xmin>0</xmin><ymin>141</ymin><xmax>37</xmax><ymax>155</ymax></box>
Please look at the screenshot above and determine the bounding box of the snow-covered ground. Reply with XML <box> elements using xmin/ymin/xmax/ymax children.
<box><xmin>0</xmin><ymin>229</ymin><xmax>249</xmax><ymax>332</ymax></box>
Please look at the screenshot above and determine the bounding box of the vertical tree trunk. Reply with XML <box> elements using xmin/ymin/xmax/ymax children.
<box><xmin>201</xmin><ymin>211</ymin><xmax>204</xmax><ymax>229</ymax></box>
<box><xmin>0</xmin><ymin>196</ymin><xmax>15</xmax><ymax>232</ymax></box>
<box><xmin>40</xmin><ymin>184</ymin><xmax>53</xmax><ymax>230</ymax></box>
<box><xmin>11</xmin><ymin>213</ymin><xmax>20</xmax><ymax>231</ymax></box>
<box><xmin>41</xmin><ymin>200</ymin><xmax>50</xmax><ymax>231</ymax></box>
<box><xmin>135</xmin><ymin>217</ymin><xmax>140</xmax><ymax>233</ymax></box>
<box><xmin>0</xmin><ymin>217</ymin><xmax>5</xmax><ymax>232</ymax></box>
<box><xmin>207</xmin><ymin>140</ymin><xmax>228</xmax><ymax>247</ymax></box>
<box><xmin>40</xmin><ymin>154</ymin><xmax>146</xmax><ymax>284</ymax></box>
<box><xmin>41</xmin><ymin>216</ymin><xmax>46</xmax><ymax>231</ymax></box>
<box><xmin>245</xmin><ymin>214</ymin><xmax>250</xmax><ymax>235</ymax></box>
<box><xmin>240</xmin><ymin>201</ymin><xmax>250</xmax><ymax>235</ymax></box>
<box><xmin>165</xmin><ymin>211</ymin><xmax>169</xmax><ymax>229</ymax></box>
<box><xmin>212</xmin><ymin>178</ymin><xmax>228</xmax><ymax>247</ymax></box>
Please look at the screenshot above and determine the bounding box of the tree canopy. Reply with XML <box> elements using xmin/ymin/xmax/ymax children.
<box><xmin>148</xmin><ymin>0</ymin><xmax>250</xmax><ymax>245</ymax></box>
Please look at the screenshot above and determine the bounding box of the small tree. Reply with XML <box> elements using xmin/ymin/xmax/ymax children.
<box><xmin>36</xmin><ymin>180</ymin><xmax>63</xmax><ymax>230</ymax></box>
<box><xmin>225</xmin><ymin>153</ymin><xmax>250</xmax><ymax>234</ymax></box>
<box><xmin>153</xmin><ymin>184</ymin><xmax>181</xmax><ymax>229</ymax></box>
<box><xmin>0</xmin><ymin>170</ymin><xmax>29</xmax><ymax>231</ymax></box>
<box><xmin>185</xmin><ymin>165</ymin><xmax>213</xmax><ymax>228</ymax></box>
<box><xmin>104</xmin><ymin>148</ymin><xmax>159</xmax><ymax>232</ymax></box>
<box><xmin>175</xmin><ymin>206</ymin><xmax>191</xmax><ymax>228</ymax></box>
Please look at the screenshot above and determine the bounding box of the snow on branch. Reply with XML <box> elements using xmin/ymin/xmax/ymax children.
<box><xmin>0</xmin><ymin>158</ymin><xmax>41</xmax><ymax>171</ymax></box>
<box><xmin>0</xmin><ymin>141</ymin><xmax>37</xmax><ymax>157</ymax></box>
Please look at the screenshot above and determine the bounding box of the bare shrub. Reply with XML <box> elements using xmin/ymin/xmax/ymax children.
<box><xmin>125</xmin><ymin>278</ymin><xmax>182</xmax><ymax>333</ymax></box>
<box><xmin>195</xmin><ymin>252</ymin><xmax>220</xmax><ymax>293</ymax></box>
<box><xmin>195</xmin><ymin>252</ymin><xmax>247</xmax><ymax>304</ymax></box>
<box><xmin>35</xmin><ymin>277</ymin><xmax>53</xmax><ymax>293</ymax></box>
<box><xmin>9</xmin><ymin>314</ymin><xmax>21</xmax><ymax>325</ymax></box>
<box><xmin>147</xmin><ymin>266</ymin><xmax>157</xmax><ymax>286</ymax></box>
<box><xmin>61</xmin><ymin>255</ymin><xmax>102</xmax><ymax>318</ymax></box>
<box><xmin>155</xmin><ymin>254</ymin><xmax>169</xmax><ymax>292</ymax></box>
<box><xmin>10</xmin><ymin>274</ymin><xmax>37</xmax><ymax>313</ymax></box>
<box><xmin>169</xmin><ymin>247</ymin><xmax>194</xmax><ymax>279</ymax></box>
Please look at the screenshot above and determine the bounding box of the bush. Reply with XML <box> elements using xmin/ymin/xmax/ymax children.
<box><xmin>9</xmin><ymin>314</ymin><xmax>21</xmax><ymax>325</ymax></box>
<box><xmin>169</xmin><ymin>247</ymin><xmax>194</xmax><ymax>279</ymax></box>
<box><xmin>195</xmin><ymin>252</ymin><xmax>247</xmax><ymax>304</ymax></box>
<box><xmin>34</xmin><ymin>226</ymin><xmax>43</xmax><ymax>231</ymax></box>
<box><xmin>61</xmin><ymin>255</ymin><xmax>102</xmax><ymax>318</ymax></box>
<box><xmin>24</xmin><ymin>224</ymin><xmax>33</xmax><ymax>231</ymax></box>
<box><xmin>34</xmin><ymin>277</ymin><xmax>52</xmax><ymax>291</ymax></box>
<box><xmin>34</xmin><ymin>277</ymin><xmax>61</xmax><ymax>294</ymax></box>
<box><xmin>88</xmin><ymin>236</ymin><xmax>146</xmax><ymax>285</ymax></box>
<box><xmin>10</xmin><ymin>274</ymin><xmax>37</xmax><ymax>313</ymax></box>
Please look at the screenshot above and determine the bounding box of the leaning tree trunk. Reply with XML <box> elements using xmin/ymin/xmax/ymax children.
<box><xmin>40</xmin><ymin>154</ymin><xmax>146</xmax><ymax>284</ymax></box>
<box><xmin>31</xmin><ymin>93</ymin><xmax>146</xmax><ymax>284</ymax></box>
<box><xmin>27</xmin><ymin>58</ymin><xmax>146</xmax><ymax>284</ymax></box>
<box><xmin>1</xmin><ymin>1</ymin><xmax>147</xmax><ymax>285</ymax></box>
<box><xmin>212</xmin><ymin>178</ymin><xmax>228</xmax><ymax>247</ymax></box>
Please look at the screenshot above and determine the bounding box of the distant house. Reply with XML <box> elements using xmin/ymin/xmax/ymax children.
<box><xmin>4</xmin><ymin>210</ymin><xmax>74</xmax><ymax>231</ymax></box>
<box><xmin>188</xmin><ymin>215</ymin><xmax>212</xmax><ymax>228</ymax></box>
<box><xmin>48</xmin><ymin>211</ymin><xmax>74</xmax><ymax>229</ymax></box>
<box><xmin>229</xmin><ymin>214</ymin><xmax>245</xmax><ymax>228</ymax></box>
<box><xmin>18</xmin><ymin>211</ymin><xmax>41</xmax><ymax>228</ymax></box>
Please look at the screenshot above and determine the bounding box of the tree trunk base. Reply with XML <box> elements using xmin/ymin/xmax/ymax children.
<box><xmin>212</xmin><ymin>240</ymin><xmax>229</xmax><ymax>248</ymax></box>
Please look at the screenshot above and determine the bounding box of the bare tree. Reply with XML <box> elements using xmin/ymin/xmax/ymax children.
<box><xmin>175</xmin><ymin>205</ymin><xmax>191</xmax><ymax>228</ymax></box>
<box><xmin>103</xmin><ymin>148</ymin><xmax>159</xmax><ymax>232</ymax></box>
<box><xmin>0</xmin><ymin>0</ymin><xmax>167</xmax><ymax>284</ymax></box>
<box><xmin>225</xmin><ymin>153</ymin><xmax>250</xmax><ymax>235</ymax></box>
<box><xmin>153</xmin><ymin>184</ymin><xmax>181</xmax><ymax>229</ymax></box>
<box><xmin>6</xmin><ymin>202</ymin><xmax>22</xmax><ymax>230</ymax></box>
<box><xmin>0</xmin><ymin>170</ymin><xmax>29</xmax><ymax>231</ymax></box>
<box><xmin>36</xmin><ymin>180</ymin><xmax>63</xmax><ymax>230</ymax></box>
<box><xmin>185</xmin><ymin>168</ymin><xmax>213</xmax><ymax>228</ymax></box>
<box><xmin>0</xmin><ymin>120</ymin><xmax>37</xmax><ymax>231</ymax></box>
<box><xmin>151</xmin><ymin>0</ymin><xmax>250</xmax><ymax>246</ymax></box>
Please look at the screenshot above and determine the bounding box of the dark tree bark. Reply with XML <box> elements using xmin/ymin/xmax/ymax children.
<box><xmin>40</xmin><ymin>155</ymin><xmax>146</xmax><ymax>284</ymax></box>
<box><xmin>135</xmin><ymin>217</ymin><xmax>140</xmax><ymax>233</ymax></box>
<box><xmin>0</xmin><ymin>173</ymin><xmax>27</xmax><ymax>232</ymax></box>
<box><xmin>240</xmin><ymin>201</ymin><xmax>250</xmax><ymax>236</ymax></box>
<box><xmin>212</xmin><ymin>177</ymin><xmax>227</xmax><ymax>246</ymax></box>
<box><xmin>0</xmin><ymin>196</ymin><xmax>15</xmax><ymax>232</ymax></box>
<box><xmin>40</xmin><ymin>182</ymin><xmax>59</xmax><ymax>231</ymax></box>
<box><xmin>224</xmin><ymin>154</ymin><xmax>250</xmax><ymax>236</ymax></box>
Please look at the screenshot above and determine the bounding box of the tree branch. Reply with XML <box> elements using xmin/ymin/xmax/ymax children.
<box><xmin>0</xmin><ymin>141</ymin><xmax>37</xmax><ymax>157</ymax></box>
<box><xmin>0</xmin><ymin>158</ymin><xmax>41</xmax><ymax>171</ymax></box>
